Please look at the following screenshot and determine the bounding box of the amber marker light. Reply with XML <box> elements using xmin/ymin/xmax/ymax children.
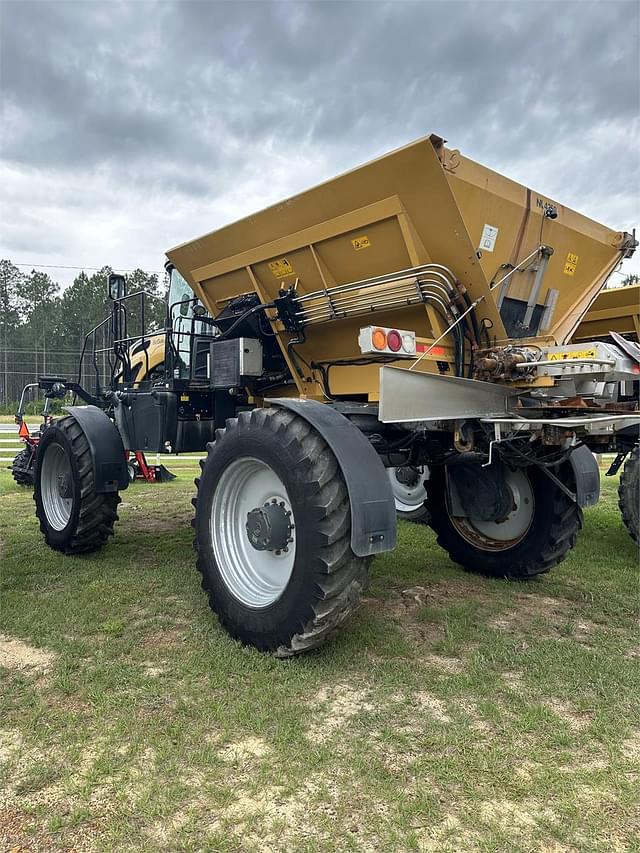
<box><xmin>372</xmin><ymin>328</ymin><xmax>387</xmax><ymax>350</ymax></box>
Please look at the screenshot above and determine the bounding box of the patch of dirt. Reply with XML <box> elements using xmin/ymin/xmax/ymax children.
<box><xmin>422</xmin><ymin>654</ymin><xmax>464</xmax><ymax>674</ymax></box>
<box><xmin>307</xmin><ymin>683</ymin><xmax>373</xmax><ymax>743</ymax></box>
<box><xmin>457</xmin><ymin>699</ymin><xmax>494</xmax><ymax>735</ymax></box>
<box><xmin>0</xmin><ymin>729</ymin><xmax>24</xmax><ymax>762</ymax></box>
<box><xmin>622</xmin><ymin>730</ymin><xmax>640</xmax><ymax>761</ymax></box>
<box><xmin>414</xmin><ymin>692</ymin><xmax>451</xmax><ymax>723</ymax></box>
<box><xmin>401</xmin><ymin>585</ymin><xmax>431</xmax><ymax>606</ymax></box>
<box><xmin>488</xmin><ymin>595</ymin><xmax>599</xmax><ymax>644</ymax></box>
<box><xmin>544</xmin><ymin>698</ymin><xmax>592</xmax><ymax>732</ymax></box>
<box><xmin>129</xmin><ymin>746</ymin><xmax>157</xmax><ymax>781</ymax></box>
<box><xmin>502</xmin><ymin>671</ymin><xmax>526</xmax><ymax>692</ymax></box>
<box><xmin>370</xmin><ymin>735</ymin><xmax>421</xmax><ymax>774</ymax></box>
<box><xmin>479</xmin><ymin>796</ymin><xmax>556</xmax><ymax>833</ymax></box>
<box><xmin>559</xmin><ymin>757</ymin><xmax>607</xmax><ymax>773</ymax></box>
<box><xmin>0</xmin><ymin>635</ymin><xmax>56</xmax><ymax>672</ymax></box>
<box><xmin>417</xmin><ymin>814</ymin><xmax>483</xmax><ymax>852</ymax></box>
<box><xmin>141</xmin><ymin>627</ymin><xmax>186</xmax><ymax>650</ymax></box>
<box><xmin>142</xmin><ymin>661</ymin><xmax>166</xmax><ymax>677</ymax></box>
<box><xmin>0</xmin><ymin>806</ymin><xmax>49</xmax><ymax>852</ymax></box>
<box><xmin>219</xmin><ymin>736</ymin><xmax>270</xmax><ymax>762</ymax></box>
<box><xmin>216</xmin><ymin>772</ymin><xmax>390</xmax><ymax>852</ymax></box>
<box><xmin>513</xmin><ymin>758</ymin><xmax>540</xmax><ymax>782</ymax></box>
<box><xmin>136</xmin><ymin>514</ymin><xmax>190</xmax><ymax>534</ymax></box>
<box><xmin>375</xmin><ymin>581</ymin><xmax>493</xmax><ymax>649</ymax></box>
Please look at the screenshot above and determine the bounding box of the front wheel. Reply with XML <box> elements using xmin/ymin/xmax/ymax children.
<box><xmin>34</xmin><ymin>415</ymin><xmax>120</xmax><ymax>554</ymax></box>
<box><xmin>193</xmin><ymin>407</ymin><xmax>369</xmax><ymax>656</ymax></box>
<box><xmin>427</xmin><ymin>464</ymin><xmax>582</xmax><ymax>579</ymax></box>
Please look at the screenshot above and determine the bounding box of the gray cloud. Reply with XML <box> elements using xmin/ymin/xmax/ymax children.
<box><xmin>1</xmin><ymin>0</ymin><xmax>638</xmax><ymax>283</ymax></box>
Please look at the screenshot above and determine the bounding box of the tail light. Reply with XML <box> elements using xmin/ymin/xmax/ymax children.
<box><xmin>359</xmin><ymin>326</ymin><xmax>416</xmax><ymax>357</ymax></box>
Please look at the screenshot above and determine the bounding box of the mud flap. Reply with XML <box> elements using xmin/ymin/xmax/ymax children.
<box><xmin>569</xmin><ymin>444</ymin><xmax>600</xmax><ymax>508</ymax></box>
<box><xmin>268</xmin><ymin>398</ymin><xmax>397</xmax><ymax>557</ymax></box>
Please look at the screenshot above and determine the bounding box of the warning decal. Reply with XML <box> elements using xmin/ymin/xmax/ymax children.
<box><xmin>269</xmin><ymin>258</ymin><xmax>295</xmax><ymax>278</ymax></box>
<box><xmin>548</xmin><ymin>348</ymin><xmax>596</xmax><ymax>361</ymax></box>
<box><xmin>564</xmin><ymin>252</ymin><xmax>579</xmax><ymax>276</ymax></box>
<box><xmin>352</xmin><ymin>235</ymin><xmax>371</xmax><ymax>251</ymax></box>
<box><xmin>479</xmin><ymin>223</ymin><xmax>499</xmax><ymax>252</ymax></box>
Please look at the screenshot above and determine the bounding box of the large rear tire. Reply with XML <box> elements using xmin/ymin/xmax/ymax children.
<box><xmin>34</xmin><ymin>415</ymin><xmax>120</xmax><ymax>554</ymax></box>
<box><xmin>427</xmin><ymin>464</ymin><xmax>582</xmax><ymax>579</ymax></box>
<box><xmin>11</xmin><ymin>447</ymin><xmax>35</xmax><ymax>487</ymax></box>
<box><xmin>619</xmin><ymin>446</ymin><xmax>639</xmax><ymax>544</ymax></box>
<box><xmin>193</xmin><ymin>407</ymin><xmax>369</xmax><ymax>656</ymax></box>
<box><xmin>388</xmin><ymin>465</ymin><xmax>429</xmax><ymax>522</ymax></box>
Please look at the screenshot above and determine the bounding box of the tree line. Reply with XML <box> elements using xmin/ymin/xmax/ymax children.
<box><xmin>0</xmin><ymin>260</ymin><xmax>167</xmax><ymax>408</ymax></box>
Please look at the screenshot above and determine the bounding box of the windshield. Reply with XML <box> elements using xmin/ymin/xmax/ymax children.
<box><xmin>168</xmin><ymin>268</ymin><xmax>209</xmax><ymax>376</ymax></box>
<box><xmin>168</xmin><ymin>269</ymin><xmax>195</xmax><ymax>318</ymax></box>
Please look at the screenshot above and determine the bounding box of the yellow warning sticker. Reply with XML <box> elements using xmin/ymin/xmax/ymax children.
<box><xmin>548</xmin><ymin>348</ymin><xmax>596</xmax><ymax>361</ymax></box>
<box><xmin>351</xmin><ymin>235</ymin><xmax>371</xmax><ymax>251</ymax></box>
<box><xmin>269</xmin><ymin>258</ymin><xmax>294</xmax><ymax>278</ymax></box>
<box><xmin>563</xmin><ymin>252</ymin><xmax>579</xmax><ymax>276</ymax></box>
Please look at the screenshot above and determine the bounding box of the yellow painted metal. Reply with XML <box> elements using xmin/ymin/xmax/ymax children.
<box><xmin>166</xmin><ymin>134</ymin><xmax>631</xmax><ymax>400</ymax></box>
<box><xmin>129</xmin><ymin>333</ymin><xmax>166</xmax><ymax>383</ymax></box>
<box><xmin>573</xmin><ymin>284</ymin><xmax>639</xmax><ymax>342</ymax></box>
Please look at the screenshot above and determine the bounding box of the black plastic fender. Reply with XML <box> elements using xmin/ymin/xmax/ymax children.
<box><xmin>568</xmin><ymin>444</ymin><xmax>600</xmax><ymax>508</ymax></box>
<box><xmin>64</xmin><ymin>405</ymin><xmax>129</xmax><ymax>493</ymax></box>
<box><xmin>268</xmin><ymin>398</ymin><xmax>397</xmax><ymax>557</ymax></box>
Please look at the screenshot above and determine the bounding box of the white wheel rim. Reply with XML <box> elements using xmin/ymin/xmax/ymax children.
<box><xmin>388</xmin><ymin>466</ymin><xmax>428</xmax><ymax>513</ymax></box>
<box><xmin>450</xmin><ymin>467</ymin><xmax>534</xmax><ymax>551</ymax></box>
<box><xmin>211</xmin><ymin>457</ymin><xmax>296</xmax><ymax>608</ymax></box>
<box><xmin>41</xmin><ymin>442</ymin><xmax>74</xmax><ymax>530</ymax></box>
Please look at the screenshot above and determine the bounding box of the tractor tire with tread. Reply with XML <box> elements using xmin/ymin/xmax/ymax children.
<box><xmin>11</xmin><ymin>447</ymin><xmax>35</xmax><ymax>487</ymax></box>
<box><xmin>34</xmin><ymin>415</ymin><xmax>120</xmax><ymax>554</ymax></box>
<box><xmin>427</xmin><ymin>464</ymin><xmax>582</xmax><ymax>579</ymax></box>
<box><xmin>192</xmin><ymin>407</ymin><xmax>369</xmax><ymax>656</ymax></box>
<box><xmin>618</xmin><ymin>445</ymin><xmax>639</xmax><ymax>545</ymax></box>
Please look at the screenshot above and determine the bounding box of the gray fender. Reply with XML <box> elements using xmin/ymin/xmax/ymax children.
<box><xmin>268</xmin><ymin>399</ymin><xmax>397</xmax><ymax>557</ymax></box>
<box><xmin>568</xmin><ymin>444</ymin><xmax>600</xmax><ymax>508</ymax></box>
<box><xmin>64</xmin><ymin>405</ymin><xmax>129</xmax><ymax>493</ymax></box>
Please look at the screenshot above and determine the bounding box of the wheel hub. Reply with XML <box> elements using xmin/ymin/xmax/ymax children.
<box><xmin>450</xmin><ymin>467</ymin><xmax>534</xmax><ymax>550</ymax></box>
<box><xmin>395</xmin><ymin>466</ymin><xmax>420</xmax><ymax>488</ymax></box>
<box><xmin>211</xmin><ymin>457</ymin><xmax>297</xmax><ymax>607</ymax></box>
<box><xmin>246</xmin><ymin>499</ymin><xmax>293</xmax><ymax>553</ymax></box>
<box><xmin>57</xmin><ymin>472</ymin><xmax>73</xmax><ymax>499</ymax></box>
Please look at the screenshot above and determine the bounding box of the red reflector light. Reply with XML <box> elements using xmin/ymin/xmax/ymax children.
<box><xmin>386</xmin><ymin>329</ymin><xmax>402</xmax><ymax>352</ymax></box>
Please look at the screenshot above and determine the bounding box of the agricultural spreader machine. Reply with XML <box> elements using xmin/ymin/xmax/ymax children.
<box><xmin>21</xmin><ymin>134</ymin><xmax>639</xmax><ymax>655</ymax></box>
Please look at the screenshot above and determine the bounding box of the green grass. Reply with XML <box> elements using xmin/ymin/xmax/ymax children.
<box><xmin>1</xmin><ymin>467</ymin><xmax>638</xmax><ymax>852</ymax></box>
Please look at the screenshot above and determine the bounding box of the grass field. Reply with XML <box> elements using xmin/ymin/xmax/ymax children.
<box><xmin>1</xmin><ymin>464</ymin><xmax>638</xmax><ymax>852</ymax></box>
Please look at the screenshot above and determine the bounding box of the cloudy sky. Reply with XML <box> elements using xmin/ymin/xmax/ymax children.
<box><xmin>1</xmin><ymin>0</ymin><xmax>639</xmax><ymax>287</ymax></box>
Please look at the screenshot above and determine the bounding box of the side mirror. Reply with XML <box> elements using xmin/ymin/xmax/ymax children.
<box><xmin>108</xmin><ymin>273</ymin><xmax>127</xmax><ymax>300</ymax></box>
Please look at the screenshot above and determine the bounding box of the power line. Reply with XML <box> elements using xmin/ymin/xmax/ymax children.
<box><xmin>11</xmin><ymin>262</ymin><xmax>165</xmax><ymax>274</ymax></box>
